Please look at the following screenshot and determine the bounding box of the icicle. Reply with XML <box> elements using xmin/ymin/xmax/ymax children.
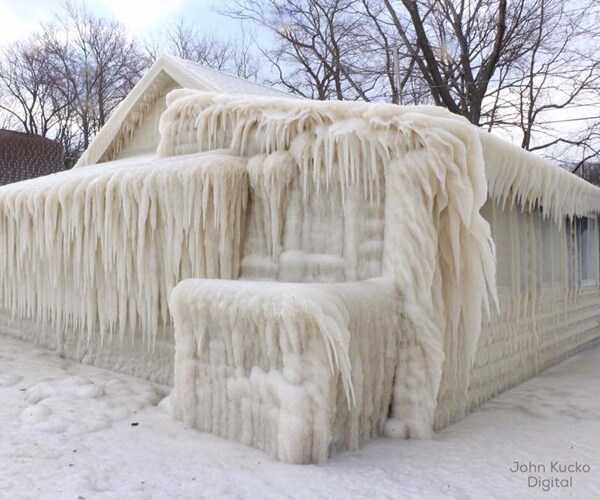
<box><xmin>0</xmin><ymin>152</ymin><xmax>249</xmax><ymax>351</ymax></box>
<box><xmin>480</xmin><ymin>131</ymin><xmax>600</xmax><ymax>224</ymax></box>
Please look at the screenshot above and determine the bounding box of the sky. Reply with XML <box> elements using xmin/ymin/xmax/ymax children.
<box><xmin>0</xmin><ymin>0</ymin><xmax>236</xmax><ymax>47</ymax></box>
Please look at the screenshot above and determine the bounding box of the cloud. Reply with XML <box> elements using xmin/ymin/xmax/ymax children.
<box><xmin>99</xmin><ymin>0</ymin><xmax>187</xmax><ymax>34</ymax></box>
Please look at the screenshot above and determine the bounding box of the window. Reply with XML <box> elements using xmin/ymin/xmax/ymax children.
<box><xmin>491</xmin><ymin>203</ymin><xmax>513</xmax><ymax>289</ymax></box>
<box><xmin>517</xmin><ymin>208</ymin><xmax>530</xmax><ymax>292</ymax></box>
<box><xmin>532</xmin><ymin>209</ymin><xmax>543</xmax><ymax>291</ymax></box>
<box><xmin>566</xmin><ymin>217</ymin><xmax>576</xmax><ymax>287</ymax></box>
<box><xmin>576</xmin><ymin>216</ymin><xmax>599</xmax><ymax>285</ymax></box>
<box><xmin>540</xmin><ymin>213</ymin><xmax>566</xmax><ymax>286</ymax></box>
<box><xmin>541</xmin><ymin>215</ymin><xmax>554</xmax><ymax>284</ymax></box>
<box><xmin>589</xmin><ymin>218</ymin><xmax>599</xmax><ymax>283</ymax></box>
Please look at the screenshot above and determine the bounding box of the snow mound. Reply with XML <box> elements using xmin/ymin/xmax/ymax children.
<box><xmin>0</xmin><ymin>373</ymin><xmax>23</xmax><ymax>387</ymax></box>
<box><xmin>20</xmin><ymin>375</ymin><xmax>162</xmax><ymax>435</ymax></box>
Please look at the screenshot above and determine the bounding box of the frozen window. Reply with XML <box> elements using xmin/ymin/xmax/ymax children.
<box><xmin>590</xmin><ymin>218</ymin><xmax>599</xmax><ymax>282</ymax></box>
<box><xmin>552</xmin><ymin>216</ymin><xmax>565</xmax><ymax>284</ymax></box>
<box><xmin>492</xmin><ymin>203</ymin><xmax>512</xmax><ymax>288</ymax></box>
<box><xmin>576</xmin><ymin>216</ymin><xmax>599</xmax><ymax>285</ymax></box>
<box><xmin>541</xmin><ymin>215</ymin><xmax>554</xmax><ymax>284</ymax></box>
<box><xmin>517</xmin><ymin>209</ymin><xmax>529</xmax><ymax>292</ymax></box>
<box><xmin>566</xmin><ymin>218</ymin><xmax>576</xmax><ymax>287</ymax></box>
<box><xmin>532</xmin><ymin>209</ymin><xmax>543</xmax><ymax>291</ymax></box>
<box><xmin>539</xmin><ymin>213</ymin><xmax>567</xmax><ymax>285</ymax></box>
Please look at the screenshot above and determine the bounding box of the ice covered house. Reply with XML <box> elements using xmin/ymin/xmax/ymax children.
<box><xmin>1</xmin><ymin>66</ymin><xmax>600</xmax><ymax>463</ymax></box>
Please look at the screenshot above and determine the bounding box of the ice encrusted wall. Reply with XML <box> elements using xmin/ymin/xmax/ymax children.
<box><xmin>0</xmin><ymin>151</ymin><xmax>249</xmax><ymax>381</ymax></box>
<box><xmin>435</xmin><ymin>200</ymin><xmax>600</xmax><ymax>428</ymax></box>
<box><xmin>429</xmin><ymin>131</ymin><xmax>600</xmax><ymax>428</ymax></box>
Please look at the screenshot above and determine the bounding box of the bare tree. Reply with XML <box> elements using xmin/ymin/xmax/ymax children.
<box><xmin>0</xmin><ymin>39</ymin><xmax>72</xmax><ymax>141</ymax></box>
<box><xmin>487</xmin><ymin>0</ymin><xmax>600</xmax><ymax>161</ymax></box>
<box><xmin>359</xmin><ymin>0</ymin><xmax>430</xmax><ymax>104</ymax></box>
<box><xmin>227</xmin><ymin>0</ymin><xmax>383</xmax><ymax>100</ymax></box>
<box><xmin>378</xmin><ymin>0</ymin><xmax>600</xmax><ymax>161</ymax></box>
<box><xmin>144</xmin><ymin>19</ymin><xmax>260</xmax><ymax>80</ymax></box>
<box><xmin>3</xmin><ymin>0</ymin><xmax>599</xmax><ymax>166</ymax></box>
<box><xmin>41</xmin><ymin>2</ymin><xmax>147</xmax><ymax>155</ymax></box>
<box><xmin>382</xmin><ymin>0</ymin><xmax>518</xmax><ymax>124</ymax></box>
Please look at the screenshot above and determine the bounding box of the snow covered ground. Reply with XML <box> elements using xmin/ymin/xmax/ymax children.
<box><xmin>0</xmin><ymin>335</ymin><xmax>599</xmax><ymax>500</ymax></box>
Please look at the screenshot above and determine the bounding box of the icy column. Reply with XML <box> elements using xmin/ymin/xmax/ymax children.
<box><xmin>382</xmin><ymin>127</ymin><xmax>496</xmax><ymax>435</ymax></box>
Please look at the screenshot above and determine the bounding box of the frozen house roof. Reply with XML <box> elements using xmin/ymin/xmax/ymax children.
<box><xmin>168</xmin><ymin>57</ymin><xmax>293</xmax><ymax>98</ymax></box>
<box><xmin>479</xmin><ymin>131</ymin><xmax>600</xmax><ymax>222</ymax></box>
<box><xmin>75</xmin><ymin>54</ymin><xmax>293</xmax><ymax>168</ymax></box>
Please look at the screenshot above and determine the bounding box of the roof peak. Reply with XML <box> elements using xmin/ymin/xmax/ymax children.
<box><xmin>155</xmin><ymin>54</ymin><xmax>291</xmax><ymax>97</ymax></box>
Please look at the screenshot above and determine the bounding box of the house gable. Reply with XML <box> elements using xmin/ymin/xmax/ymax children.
<box><xmin>100</xmin><ymin>73</ymin><xmax>180</xmax><ymax>162</ymax></box>
<box><xmin>75</xmin><ymin>55</ymin><xmax>291</xmax><ymax>168</ymax></box>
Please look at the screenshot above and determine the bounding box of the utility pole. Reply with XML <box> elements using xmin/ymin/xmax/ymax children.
<box><xmin>393</xmin><ymin>45</ymin><xmax>401</xmax><ymax>105</ymax></box>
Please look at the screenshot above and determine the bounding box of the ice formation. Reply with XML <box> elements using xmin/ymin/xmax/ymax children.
<box><xmin>0</xmin><ymin>151</ymin><xmax>249</xmax><ymax>352</ymax></box>
<box><xmin>74</xmin><ymin>54</ymin><xmax>293</xmax><ymax>168</ymax></box>
<box><xmin>480</xmin><ymin>132</ymin><xmax>600</xmax><ymax>223</ymax></box>
<box><xmin>169</xmin><ymin>279</ymin><xmax>405</xmax><ymax>463</ymax></box>
<box><xmin>158</xmin><ymin>91</ymin><xmax>600</xmax><ymax>457</ymax></box>
<box><xmin>1</xmin><ymin>87</ymin><xmax>600</xmax><ymax>463</ymax></box>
